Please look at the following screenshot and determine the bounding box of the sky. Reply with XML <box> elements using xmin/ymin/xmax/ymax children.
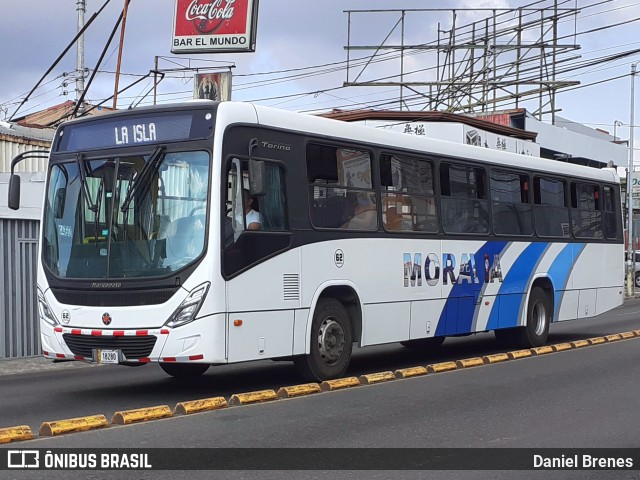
<box><xmin>1</xmin><ymin>0</ymin><xmax>640</xmax><ymax>151</ymax></box>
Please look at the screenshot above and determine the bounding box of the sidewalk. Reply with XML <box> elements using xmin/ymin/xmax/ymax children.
<box><xmin>0</xmin><ymin>356</ymin><xmax>99</xmax><ymax>377</ymax></box>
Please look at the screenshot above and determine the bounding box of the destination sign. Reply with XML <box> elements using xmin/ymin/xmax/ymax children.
<box><xmin>55</xmin><ymin>112</ymin><xmax>212</xmax><ymax>152</ymax></box>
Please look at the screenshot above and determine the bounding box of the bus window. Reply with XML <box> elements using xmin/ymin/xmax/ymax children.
<box><xmin>571</xmin><ymin>182</ymin><xmax>603</xmax><ymax>239</ymax></box>
<box><xmin>490</xmin><ymin>169</ymin><xmax>533</xmax><ymax>236</ymax></box>
<box><xmin>534</xmin><ymin>176</ymin><xmax>570</xmax><ymax>238</ymax></box>
<box><xmin>306</xmin><ymin>144</ymin><xmax>377</xmax><ymax>230</ymax></box>
<box><xmin>440</xmin><ymin>162</ymin><xmax>489</xmax><ymax>235</ymax></box>
<box><xmin>225</xmin><ymin>159</ymin><xmax>289</xmax><ymax>238</ymax></box>
<box><xmin>380</xmin><ymin>154</ymin><xmax>438</xmax><ymax>232</ymax></box>
<box><xmin>603</xmin><ymin>185</ymin><xmax>618</xmax><ymax>240</ymax></box>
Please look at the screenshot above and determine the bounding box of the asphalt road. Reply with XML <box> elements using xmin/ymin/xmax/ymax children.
<box><xmin>2</xmin><ymin>298</ymin><xmax>640</xmax><ymax>480</ymax></box>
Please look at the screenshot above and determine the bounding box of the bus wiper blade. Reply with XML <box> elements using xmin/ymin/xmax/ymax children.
<box><xmin>76</xmin><ymin>153</ymin><xmax>98</xmax><ymax>213</ymax></box>
<box><xmin>120</xmin><ymin>146</ymin><xmax>166</xmax><ymax>214</ymax></box>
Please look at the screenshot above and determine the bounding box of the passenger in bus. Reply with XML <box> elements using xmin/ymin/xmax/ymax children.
<box><xmin>243</xmin><ymin>189</ymin><xmax>263</xmax><ymax>230</ymax></box>
<box><xmin>342</xmin><ymin>192</ymin><xmax>377</xmax><ymax>230</ymax></box>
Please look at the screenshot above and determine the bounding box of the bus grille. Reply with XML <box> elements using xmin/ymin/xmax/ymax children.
<box><xmin>62</xmin><ymin>334</ymin><xmax>157</xmax><ymax>359</ymax></box>
<box><xmin>51</xmin><ymin>288</ymin><xmax>177</xmax><ymax>307</ymax></box>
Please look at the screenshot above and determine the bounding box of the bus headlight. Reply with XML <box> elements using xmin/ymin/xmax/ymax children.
<box><xmin>165</xmin><ymin>282</ymin><xmax>210</xmax><ymax>328</ymax></box>
<box><xmin>37</xmin><ymin>287</ymin><xmax>59</xmax><ymax>326</ymax></box>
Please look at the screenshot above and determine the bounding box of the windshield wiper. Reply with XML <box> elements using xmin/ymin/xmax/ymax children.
<box><xmin>120</xmin><ymin>146</ymin><xmax>166</xmax><ymax>214</ymax></box>
<box><xmin>76</xmin><ymin>153</ymin><xmax>98</xmax><ymax>214</ymax></box>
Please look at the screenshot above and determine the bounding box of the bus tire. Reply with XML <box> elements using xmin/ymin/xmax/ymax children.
<box><xmin>160</xmin><ymin>362</ymin><xmax>209</xmax><ymax>379</ymax></box>
<box><xmin>517</xmin><ymin>286</ymin><xmax>551</xmax><ymax>347</ymax></box>
<box><xmin>400</xmin><ymin>337</ymin><xmax>445</xmax><ymax>350</ymax></box>
<box><xmin>294</xmin><ymin>298</ymin><xmax>353</xmax><ymax>381</ymax></box>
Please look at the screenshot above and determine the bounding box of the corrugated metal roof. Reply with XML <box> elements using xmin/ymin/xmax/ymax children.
<box><xmin>0</xmin><ymin>122</ymin><xmax>55</xmax><ymax>143</ymax></box>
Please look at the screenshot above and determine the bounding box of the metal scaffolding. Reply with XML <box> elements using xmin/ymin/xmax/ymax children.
<box><xmin>344</xmin><ymin>1</ymin><xmax>580</xmax><ymax>123</ymax></box>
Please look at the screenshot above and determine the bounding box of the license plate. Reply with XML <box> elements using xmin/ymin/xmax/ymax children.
<box><xmin>97</xmin><ymin>349</ymin><xmax>120</xmax><ymax>364</ymax></box>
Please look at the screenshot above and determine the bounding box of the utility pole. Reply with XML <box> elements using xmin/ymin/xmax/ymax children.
<box><xmin>76</xmin><ymin>0</ymin><xmax>86</xmax><ymax>115</ymax></box>
<box><xmin>626</xmin><ymin>62</ymin><xmax>637</xmax><ymax>297</ymax></box>
<box><xmin>113</xmin><ymin>0</ymin><xmax>131</xmax><ymax>109</ymax></box>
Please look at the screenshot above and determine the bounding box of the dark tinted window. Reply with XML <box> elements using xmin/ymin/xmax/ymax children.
<box><xmin>440</xmin><ymin>163</ymin><xmax>489</xmax><ymax>234</ymax></box>
<box><xmin>571</xmin><ymin>182</ymin><xmax>602</xmax><ymax>239</ymax></box>
<box><xmin>307</xmin><ymin>144</ymin><xmax>377</xmax><ymax>230</ymax></box>
<box><xmin>490</xmin><ymin>169</ymin><xmax>532</xmax><ymax>236</ymax></box>
<box><xmin>602</xmin><ymin>185</ymin><xmax>619</xmax><ymax>240</ymax></box>
<box><xmin>380</xmin><ymin>154</ymin><xmax>437</xmax><ymax>232</ymax></box>
<box><xmin>534</xmin><ymin>177</ymin><xmax>570</xmax><ymax>238</ymax></box>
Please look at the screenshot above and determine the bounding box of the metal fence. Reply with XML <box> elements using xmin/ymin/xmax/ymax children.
<box><xmin>0</xmin><ymin>218</ymin><xmax>40</xmax><ymax>359</ymax></box>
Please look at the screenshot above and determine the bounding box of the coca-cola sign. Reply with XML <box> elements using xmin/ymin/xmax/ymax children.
<box><xmin>172</xmin><ymin>0</ymin><xmax>259</xmax><ymax>53</ymax></box>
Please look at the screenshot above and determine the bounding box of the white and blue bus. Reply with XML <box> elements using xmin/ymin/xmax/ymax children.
<box><xmin>8</xmin><ymin>101</ymin><xmax>624</xmax><ymax>380</ymax></box>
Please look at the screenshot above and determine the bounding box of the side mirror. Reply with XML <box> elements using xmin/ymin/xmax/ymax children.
<box><xmin>8</xmin><ymin>174</ymin><xmax>21</xmax><ymax>210</ymax></box>
<box><xmin>247</xmin><ymin>137</ymin><xmax>266</xmax><ymax>196</ymax></box>
<box><xmin>248</xmin><ymin>159</ymin><xmax>266</xmax><ymax>196</ymax></box>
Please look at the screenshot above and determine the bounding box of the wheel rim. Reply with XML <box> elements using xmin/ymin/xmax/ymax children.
<box><xmin>636</xmin><ymin>276</ymin><xmax>640</xmax><ymax>288</ymax></box>
<box><xmin>531</xmin><ymin>299</ymin><xmax>547</xmax><ymax>336</ymax></box>
<box><xmin>317</xmin><ymin>317</ymin><xmax>345</xmax><ymax>366</ymax></box>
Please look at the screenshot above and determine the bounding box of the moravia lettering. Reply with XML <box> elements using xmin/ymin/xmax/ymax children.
<box><xmin>403</xmin><ymin>252</ymin><xmax>503</xmax><ymax>287</ymax></box>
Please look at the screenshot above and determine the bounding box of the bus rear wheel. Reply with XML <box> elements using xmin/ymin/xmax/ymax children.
<box><xmin>294</xmin><ymin>298</ymin><xmax>353</xmax><ymax>381</ymax></box>
<box><xmin>160</xmin><ymin>362</ymin><xmax>209</xmax><ymax>379</ymax></box>
<box><xmin>495</xmin><ymin>287</ymin><xmax>551</xmax><ymax>348</ymax></box>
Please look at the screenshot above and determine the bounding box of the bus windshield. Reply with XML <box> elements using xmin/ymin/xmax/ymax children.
<box><xmin>42</xmin><ymin>150</ymin><xmax>210</xmax><ymax>279</ymax></box>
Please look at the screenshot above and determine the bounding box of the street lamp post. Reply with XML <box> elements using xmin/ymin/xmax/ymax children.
<box><xmin>627</xmin><ymin>63</ymin><xmax>638</xmax><ymax>296</ymax></box>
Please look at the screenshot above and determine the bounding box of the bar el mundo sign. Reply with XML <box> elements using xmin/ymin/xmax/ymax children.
<box><xmin>172</xmin><ymin>0</ymin><xmax>260</xmax><ymax>54</ymax></box>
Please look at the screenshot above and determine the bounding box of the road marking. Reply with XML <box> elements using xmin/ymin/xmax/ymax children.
<box><xmin>277</xmin><ymin>383</ymin><xmax>322</xmax><ymax>398</ymax></box>
<box><xmin>359</xmin><ymin>371</ymin><xmax>395</xmax><ymax>385</ymax></box>
<box><xmin>111</xmin><ymin>405</ymin><xmax>173</xmax><ymax>425</ymax></box>
<box><xmin>0</xmin><ymin>425</ymin><xmax>33</xmax><ymax>444</ymax></box>
<box><xmin>174</xmin><ymin>397</ymin><xmax>228</xmax><ymax>415</ymax></box>
<box><xmin>229</xmin><ymin>390</ymin><xmax>278</xmax><ymax>406</ymax></box>
<box><xmin>320</xmin><ymin>377</ymin><xmax>360</xmax><ymax>391</ymax></box>
<box><xmin>39</xmin><ymin>415</ymin><xmax>108</xmax><ymax>436</ymax></box>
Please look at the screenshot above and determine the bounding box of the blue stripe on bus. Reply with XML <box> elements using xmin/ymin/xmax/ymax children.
<box><xmin>435</xmin><ymin>241</ymin><xmax>508</xmax><ymax>336</ymax></box>
<box><xmin>547</xmin><ymin>243</ymin><xmax>586</xmax><ymax>321</ymax></box>
<box><xmin>485</xmin><ymin>242</ymin><xmax>549</xmax><ymax>331</ymax></box>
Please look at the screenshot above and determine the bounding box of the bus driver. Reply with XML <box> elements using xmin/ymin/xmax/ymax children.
<box><xmin>243</xmin><ymin>189</ymin><xmax>263</xmax><ymax>230</ymax></box>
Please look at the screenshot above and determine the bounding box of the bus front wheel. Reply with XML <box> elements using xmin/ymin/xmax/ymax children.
<box><xmin>294</xmin><ymin>298</ymin><xmax>353</xmax><ymax>381</ymax></box>
<box><xmin>160</xmin><ymin>362</ymin><xmax>209</xmax><ymax>379</ymax></box>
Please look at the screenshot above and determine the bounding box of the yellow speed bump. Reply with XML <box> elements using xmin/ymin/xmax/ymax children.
<box><xmin>277</xmin><ymin>383</ymin><xmax>321</xmax><ymax>398</ymax></box>
<box><xmin>0</xmin><ymin>425</ymin><xmax>33</xmax><ymax>444</ymax></box>
<box><xmin>634</xmin><ymin>329</ymin><xmax>640</xmax><ymax>337</ymax></box>
<box><xmin>588</xmin><ymin>337</ymin><xmax>606</xmax><ymax>345</ymax></box>
<box><xmin>111</xmin><ymin>405</ymin><xmax>173</xmax><ymax>425</ymax></box>
<box><xmin>40</xmin><ymin>415</ymin><xmax>108</xmax><ymax>436</ymax></box>
<box><xmin>427</xmin><ymin>361</ymin><xmax>457</xmax><ymax>374</ymax></box>
<box><xmin>605</xmin><ymin>334</ymin><xmax>622</xmax><ymax>342</ymax></box>
<box><xmin>507</xmin><ymin>349</ymin><xmax>532</xmax><ymax>360</ymax></box>
<box><xmin>320</xmin><ymin>377</ymin><xmax>360</xmax><ymax>391</ymax></box>
<box><xmin>455</xmin><ymin>357</ymin><xmax>484</xmax><ymax>368</ymax></box>
<box><xmin>621</xmin><ymin>331</ymin><xmax>636</xmax><ymax>339</ymax></box>
<box><xmin>482</xmin><ymin>353</ymin><xmax>509</xmax><ymax>364</ymax></box>
<box><xmin>570</xmin><ymin>339</ymin><xmax>590</xmax><ymax>348</ymax></box>
<box><xmin>229</xmin><ymin>389</ymin><xmax>278</xmax><ymax>406</ymax></box>
<box><xmin>530</xmin><ymin>346</ymin><xmax>554</xmax><ymax>356</ymax></box>
<box><xmin>551</xmin><ymin>343</ymin><xmax>572</xmax><ymax>352</ymax></box>
<box><xmin>174</xmin><ymin>397</ymin><xmax>228</xmax><ymax>415</ymax></box>
<box><xmin>359</xmin><ymin>371</ymin><xmax>395</xmax><ymax>385</ymax></box>
<box><xmin>394</xmin><ymin>366</ymin><xmax>428</xmax><ymax>379</ymax></box>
